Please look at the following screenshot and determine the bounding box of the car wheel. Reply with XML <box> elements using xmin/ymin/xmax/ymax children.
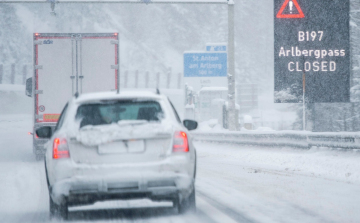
<box><xmin>44</xmin><ymin>161</ymin><xmax>50</xmax><ymax>189</ymax></box>
<box><xmin>50</xmin><ymin>196</ymin><xmax>68</xmax><ymax>220</ymax></box>
<box><xmin>177</xmin><ymin>187</ymin><xmax>196</xmax><ymax>214</ymax></box>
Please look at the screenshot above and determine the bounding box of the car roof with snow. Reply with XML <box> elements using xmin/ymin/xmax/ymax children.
<box><xmin>74</xmin><ymin>91</ymin><xmax>166</xmax><ymax>104</ymax></box>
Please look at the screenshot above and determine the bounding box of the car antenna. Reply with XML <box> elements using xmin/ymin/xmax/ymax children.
<box><xmin>74</xmin><ymin>92</ymin><xmax>79</xmax><ymax>98</ymax></box>
<box><xmin>156</xmin><ymin>88</ymin><xmax>160</xmax><ymax>95</ymax></box>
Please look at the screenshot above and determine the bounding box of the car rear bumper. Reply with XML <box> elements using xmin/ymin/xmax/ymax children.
<box><xmin>67</xmin><ymin>190</ymin><xmax>180</xmax><ymax>206</ymax></box>
<box><xmin>51</xmin><ymin>173</ymin><xmax>193</xmax><ymax>205</ymax></box>
<box><xmin>49</xmin><ymin>158</ymin><xmax>195</xmax><ymax>205</ymax></box>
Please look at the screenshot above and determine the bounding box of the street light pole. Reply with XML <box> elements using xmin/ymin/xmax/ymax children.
<box><xmin>227</xmin><ymin>0</ymin><xmax>237</xmax><ymax>131</ymax></box>
<box><xmin>303</xmin><ymin>71</ymin><xmax>306</xmax><ymax>131</ymax></box>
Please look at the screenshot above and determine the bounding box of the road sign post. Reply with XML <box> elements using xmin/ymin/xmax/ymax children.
<box><xmin>228</xmin><ymin>1</ymin><xmax>237</xmax><ymax>131</ymax></box>
<box><xmin>300</xmin><ymin>54</ymin><xmax>306</xmax><ymax>131</ymax></box>
<box><xmin>274</xmin><ymin>0</ymin><xmax>350</xmax><ymax>103</ymax></box>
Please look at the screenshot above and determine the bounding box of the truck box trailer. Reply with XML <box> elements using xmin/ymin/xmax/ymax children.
<box><xmin>26</xmin><ymin>33</ymin><xmax>119</xmax><ymax>160</ymax></box>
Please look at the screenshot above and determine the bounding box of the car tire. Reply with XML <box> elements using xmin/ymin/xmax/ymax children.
<box><xmin>50</xmin><ymin>196</ymin><xmax>68</xmax><ymax>220</ymax></box>
<box><xmin>178</xmin><ymin>187</ymin><xmax>196</xmax><ymax>214</ymax></box>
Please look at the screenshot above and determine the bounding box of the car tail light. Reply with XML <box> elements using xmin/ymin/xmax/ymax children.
<box><xmin>173</xmin><ymin>131</ymin><xmax>189</xmax><ymax>153</ymax></box>
<box><xmin>53</xmin><ymin>138</ymin><xmax>70</xmax><ymax>159</ymax></box>
<box><xmin>28</xmin><ymin>132</ymin><xmax>39</xmax><ymax>139</ymax></box>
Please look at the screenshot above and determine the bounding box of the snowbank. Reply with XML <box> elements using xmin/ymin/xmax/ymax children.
<box><xmin>195</xmin><ymin>141</ymin><xmax>360</xmax><ymax>223</ymax></box>
<box><xmin>196</xmin><ymin>141</ymin><xmax>360</xmax><ymax>185</ymax></box>
<box><xmin>197</xmin><ymin>119</ymin><xmax>226</xmax><ymax>132</ymax></box>
<box><xmin>0</xmin><ymin>84</ymin><xmax>32</xmax><ymax>114</ymax></box>
<box><xmin>0</xmin><ymin>84</ymin><xmax>25</xmax><ymax>92</ymax></box>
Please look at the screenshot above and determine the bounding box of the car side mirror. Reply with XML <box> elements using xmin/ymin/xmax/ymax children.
<box><xmin>26</xmin><ymin>77</ymin><xmax>32</xmax><ymax>97</ymax></box>
<box><xmin>183</xmin><ymin>119</ymin><xmax>198</xmax><ymax>131</ymax></box>
<box><xmin>36</xmin><ymin>126</ymin><xmax>52</xmax><ymax>139</ymax></box>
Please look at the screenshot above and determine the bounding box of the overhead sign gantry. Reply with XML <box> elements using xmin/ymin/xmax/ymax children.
<box><xmin>0</xmin><ymin>0</ymin><xmax>238</xmax><ymax>131</ymax></box>
<box><xmin>274</xmin><ymin>0</ymin><xmax>350</xmax><ymax>103</ymax></box>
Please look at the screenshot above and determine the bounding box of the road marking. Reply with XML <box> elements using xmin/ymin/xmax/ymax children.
<box><xmin>197</xmin><ymin>196</ymin><xmax>239</xmax><ymax>223</ymax></box>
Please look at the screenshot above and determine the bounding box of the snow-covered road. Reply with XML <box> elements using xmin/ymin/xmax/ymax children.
<box><xmin>1</xmin><ymin>115</ymin><xmax>360</xmax><ymax>223</ymax></box>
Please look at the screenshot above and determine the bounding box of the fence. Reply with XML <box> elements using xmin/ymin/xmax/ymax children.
<box><xmin>120</xmin><ymin>69</ymin><xmax>183</xmax><ymax>89</ymax></box>
<box><xmin>193</xmin><ymin>131</ymin><xmax>360</xmax><ymax>150</ymax></box>
<box><xmin>0</xmin><ymin>65</ymin><xmax>184</xmax><ymax>90</ymax></box>
<box><xmin>0</xmin><ymin>64</ymin><xmax>30</xmax><ymax>85</ymax></box>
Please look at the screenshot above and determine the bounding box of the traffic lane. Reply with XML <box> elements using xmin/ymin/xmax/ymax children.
<box><xmin>67</xmin><ymin>196</ymin><xmax>240</xmax><ymax>223</ymax></box>
<box><xmin>194</xmin><ymin>141</ymin><xmax>360</xmax><ymax>223</ymax></box>
<box><xmin>68</xmin><ymin>206</ymin><xmax>182</xmax><ymax>222</ymax></box>
<box><xmin>0</xmin><ymin>115</ymin><xmax>49</xmax><ymax>223</ymax></box>
<box><xmin>2</xmin><ymin>114</ymin><xmax>357</xmax><ymax>223</ymax></box>
<box><xmin>0</xmin><ymin>115</ymin><xmax>244</xmax><ymax>223</ymax></box>
<box><xmin>197</xmin><ymin>191</ymin><xmax>255</xmax><ymax>223</ymax></box>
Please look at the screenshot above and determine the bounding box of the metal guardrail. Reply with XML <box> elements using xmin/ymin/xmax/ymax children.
<box><xmin>193</xmin><ymin>131</ymin><xmax>360</xmax><ymax>150</ymax></box>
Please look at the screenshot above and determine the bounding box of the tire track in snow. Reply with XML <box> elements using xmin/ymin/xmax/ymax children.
<box><xmin>196</xmin><ymin>191</ymin><xmax>257</xmax><ymax>223</ymax></box>
<box><xmin>0</xmin><ymin>116</ymin><xmax>48</xmax><ymax>223</ymax></box>
<box><xmin>14</xmin><ymin>160</ymin><xmax>49</xmax><ymax>223</ymax></box>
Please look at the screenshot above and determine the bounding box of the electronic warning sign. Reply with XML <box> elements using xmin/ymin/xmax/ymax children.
<box><xmin>276</xmin><ymin>0</ymin><xmax>304</xmax><ymax>19</ymax></box>
<box><xmin>274</xmin><ymin>0</ymin><xmax>350</xmax><ymax>103</ymax></box>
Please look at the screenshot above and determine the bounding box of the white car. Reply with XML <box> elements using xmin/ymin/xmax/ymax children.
<box><xmin>36</xmin><ymin>91</ymin><xmax>198</xmax><ymax>220</ymax></box>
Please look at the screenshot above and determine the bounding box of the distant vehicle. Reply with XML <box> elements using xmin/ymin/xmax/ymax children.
<box><xmin>26</xmin><ymin>33</ymin><xmax>119</xmax><ymax>160</ymax></box>
<box><xmin>36</xmin><ymin>91</ymin><xmax>198</xmax><ymax>220</ymax></box>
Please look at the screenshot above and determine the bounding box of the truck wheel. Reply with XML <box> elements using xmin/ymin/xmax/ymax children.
<box><xmin>50</xmin><ymin>196</ymin><xmax>68</xmax><ymax>220</ymax></box>
<box><xmin>177</xmin><ymin>188</ymin><xmax>196</xmax><ymax>214</ymax></box>
<box><xmin>36</xmin><ymin>154</ymin><xmax>44</xmax><ymax>161</ymax></box>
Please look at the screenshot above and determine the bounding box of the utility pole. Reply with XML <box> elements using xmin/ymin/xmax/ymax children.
<box><xmin>227</xmin><ymin>0</ymin><xmax>237</xmax><ymax>131</ymax></box>
<box><xmin>302</xmin><ymin>70</ymin><xmax>306</xmax><ymax>131</ymax></box>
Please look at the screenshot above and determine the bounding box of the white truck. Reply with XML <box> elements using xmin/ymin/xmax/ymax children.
<box><xmin>26</xmin><ymin>33</ymin><xmax>119</xmax><ymax>160</ymax></box>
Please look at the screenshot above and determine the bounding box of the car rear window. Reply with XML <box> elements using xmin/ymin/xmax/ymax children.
<box><xmin>76</xmin><ymin>100</ymin><xmax>163</xmax><ymax>128</ymax></box>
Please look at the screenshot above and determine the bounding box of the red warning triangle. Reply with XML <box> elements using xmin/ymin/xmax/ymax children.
<box><xmin>276</xmin><ymin>0</ymin><xmax>305</xmax><ymax>19</ymax></box>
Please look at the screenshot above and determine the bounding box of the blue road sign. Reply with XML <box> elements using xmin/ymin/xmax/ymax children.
<box><xmin>184</xmin><ymin>52</ymin><xmax>227</xmax><ymax>77</ymax></box>
<box><xmin>206</xmin><ymin>45</ymin><xmax>227</xmax><ymax>52</ymax></box>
